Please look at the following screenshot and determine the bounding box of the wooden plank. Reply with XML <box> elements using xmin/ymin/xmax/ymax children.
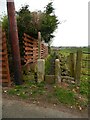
<box><xmin>25</xmin><ymin>47</ymin><xmax>33</xmax><ymax>51</ymax></box>
<box><xmin>33</xmin><ymin>47</ymin><xmax>38</xmax><ymax>51</ymax></box>
<box><xmin>0</xmin><ymin>79</ymin><xmax>9</xmax><ymax>82</ymax></box>
<box><xmin>24</xmin><ymin>59</ymin><xmax>33</xmax><ymax>63</ymax></box>
<box><xmin>2</xmin><ymin>73</ymin><xmax>7</xmax><ymax>77</ymax></box>
<box><xmin>0</xmin><ymin>62</ymin><xmax>7</xmax><ymax>66</ymax></box>
<box><xmin>24</xmin><ymin>37</ymin><xmax>34</xmax><ymax>44</ymax></box>
<box><xmin>24</xmin><ymin>33</ymin><xmax>37</xmax><ymax>41</ymax></box>
<box><xmin>2</xmin><ymin>68</ymin><xmax>8</xmax><ymax>72</ymax></box>
<box><xmin>2</xmin><ymin>44</ymin><xmax>7</xmax><ymax>50</ymax></box>
<box><xmin>24</xmin><ymin>55</ymin><xmax>33</xmax><ymax>59</ymax></box>
<box><xmin>24</xmin><ymin>51</ymin><xmax>33</xmax><ymax>55</ymax></box>
<box><xmin>0</xmin><ymin>57</ymin><xmax>7</xmax><ymax>61</ymax></box>
<box><xmin>0</xmin><ymin>52</ymin><xmax>7</xmax><ymax>55</ymax></box>
<box><xmin>23</xmin><ymin>43</ymin><xmax>33</xmax><ymax>48</ymax></box>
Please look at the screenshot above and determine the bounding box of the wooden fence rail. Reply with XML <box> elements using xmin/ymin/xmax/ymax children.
<box><xmin>23</xmin><ymin>33</ymin><xmax>48</xmax><ymax>64</ymax></box>
<box><xmin>0</xmin><ymin>32</ymin><xmax>11</xmax><ymax>86</ymax></box>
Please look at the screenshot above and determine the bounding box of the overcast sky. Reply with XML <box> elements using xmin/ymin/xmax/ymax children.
<box><xmin>1</xmin><ymin>0</ymin><xmax>89</xmax><ymax>46</ymax></box>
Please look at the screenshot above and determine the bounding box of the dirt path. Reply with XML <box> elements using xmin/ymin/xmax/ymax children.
<box><xmin>2</xmin><ymin>94</ymin><xmax>88</xmax><ymax>118</ymax></box>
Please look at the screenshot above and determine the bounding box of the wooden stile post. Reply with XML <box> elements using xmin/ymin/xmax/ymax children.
<box><xmin>75</xmin><ymin>49</ymin><xmax>82</xmax><ymax>85</ymax></box>
<box><xmin>38</xmin><ymin>32</ymin><xmax>41</xmax><ymax>59</ymax></box>
<box><xmin>68</xmin><ymin>53</ymin><xmax>75</xmax><ymax>78</ymax></box>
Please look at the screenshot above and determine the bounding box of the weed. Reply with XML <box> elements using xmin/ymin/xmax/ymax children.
<box><xmin>8</xmin><ymin>89</ymin><xmax>17</xmax><ymax>95</ymax></box>
<box><xmin>80</xmin><ymin>80</ymin><xmax>88</xmax><ymax>96</ymax></box>
<box><xmin>54</xmin><ymin>86</ymin><xmax>76</xmax><ymax>105</ymax></box>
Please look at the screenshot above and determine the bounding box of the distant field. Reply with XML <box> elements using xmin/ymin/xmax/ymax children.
<box><xmin>59</xmin><ymin>47</ymin><xmax>89</xmax><ymax>57</ymax></box>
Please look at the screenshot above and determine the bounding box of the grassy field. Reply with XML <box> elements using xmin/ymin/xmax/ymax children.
<box><xmin>58</xmin><ymin>47</ymin><xmax>88</xmax><ymax>57</ymax></box>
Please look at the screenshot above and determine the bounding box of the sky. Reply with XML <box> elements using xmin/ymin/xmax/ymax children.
<box><xmin>1</xmin><ymin>0</ymin><xmax>89</xmax><ymax>46</ymax></box>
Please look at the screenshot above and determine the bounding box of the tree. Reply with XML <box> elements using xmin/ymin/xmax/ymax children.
<box><xmin>41</xmin><ymin>2</ymin><xmax>59</xmax><ymax>43</ymax></box>
<box><xmin>2</xmin><ymin>2</ymin><xmax>59</xmax><ymax>56</ymax></box>
<box><xmin>2</xmin><ymin>15</ymin><xmax>8</xmax><ymax>38</ymax></box>
<box><xmin>45</xmin><ymin>2</ymin><xmax>55</xmax><ymax>15</ymax></box>
<box><xmin>2</xmin><ymin>15</ymin><xmax>12</xmax><ymax>57</ymax></box>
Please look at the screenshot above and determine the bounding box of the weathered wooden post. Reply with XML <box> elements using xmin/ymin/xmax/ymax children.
<box><xmin>55</xmin><ymin>59</ymin><xmax>61</xmax><ymax>83</ymax></box>
<box><xmin>38</xmin><ymin>31</ymin><xmax>41</xmax><ymax>59</ymax></box>
<box><xmin>37</xmin><ymin>59</ymin><xmax>45</xmax><ymax>83</ymax></box>
<box><xmin>37</xmin><ymin>31</ymin><xmax>45</xmax><ymax>82</ymax></box>
<box><xmin>68</xmin><ymin>53</ymin><xmax>75</xmax><ymax>78</ymax></box>
<box><xmin>7</xmin><ymin>0</ymin><xmax>23</xmax><ymax>85</ymax></box>
<box><xmin>75</xmin><ymin>49</ymin><xmax>82</xmax><ymax>85</ymax></box>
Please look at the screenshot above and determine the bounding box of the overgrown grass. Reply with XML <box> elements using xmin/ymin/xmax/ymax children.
<box><xmin>45</xmin><ymin>55</ymin><xmax>52</xmax><ymax>75</ymax></box>
<box><xmin>6</xmin><ymin>78</ymin><xmax>88</xmax><ymax>109</ymax></box>
<box><xmin>80</xmin><ymin>76</ymin><xmax>88</xmax><ymax>97</ymax></box>
<box><xmin>54</xmin><ymin>86</ymin><xmax>76</xmax><ymax>105</ymax></box>
<box><xmin>8</xmin><ymin>81</ymin><xmax>46</xmax><ymax>98</ymax></box>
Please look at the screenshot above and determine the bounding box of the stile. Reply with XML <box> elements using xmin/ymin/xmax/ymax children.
<box><xmin>75</xmin><ymin>49</ymin><xmax>82</xmax><ymax>85</ymax></box>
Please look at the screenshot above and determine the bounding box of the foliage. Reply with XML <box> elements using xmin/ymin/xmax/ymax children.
<box><xmin>41</xmin><ymin>14</ymin><xmax>58</xmax><ymax>43</ymax></box>
<box><xmin>41</xmin><ymin>2</ymin><xmax>59</xmax><ymax>43</ymax></box>
<box><xmin>17</xmin><ymin>2</ymin><xmax>59</xmax><ymax>54</ymax></box>
<box><xmin>2</xmin><ymin>3</ymin><xmax>59</xmax><ymax>56</ymax></box>
<box><xmin>1</xmin><ymin>15</ymin><xmax>12</xmax><ymax>57</ymax></box>
<box><xmin>45</xmin><ymin>2</ymin><xmax>55</xmax><ymax>15</ymax></box>
<box><xmin>45</xmin><ymin>52</ymin><xmax>58</xmax><ymax>75</ymax></box>
<box><xmin>45</xmin><ymin>55</ymin><xmax>52</xmax><ymax>75</ymax></box>
<box><xmin>2</xmin><ymin>15</ymin><xmax>8</xmax><ymax>33</ymax></box>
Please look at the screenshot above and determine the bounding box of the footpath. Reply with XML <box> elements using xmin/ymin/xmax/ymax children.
<box><xmin>2</xmin><ymin>95</ymin><xmax>88</xmax><ymax>118</ymax></box>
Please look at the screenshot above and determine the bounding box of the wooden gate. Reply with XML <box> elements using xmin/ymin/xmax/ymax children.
<box><xmin>0</xmin><ymin>32</ymin><xmax>11</xmax><ymax>86</ymax></box>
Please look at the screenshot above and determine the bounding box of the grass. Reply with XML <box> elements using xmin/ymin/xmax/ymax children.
<box><xmin>8</xmin><ymin>86</ymin><xmax>29</xmax><ymax>99</ymax></box>
<box><xmin>5</xmin><ymin>47</ymin><xmax>89</xmax><ymax>110</ymax></box>
<box><xmin>7</xmin><ymin>81</ymin><xmax>46</xmax><ymax>98</ymax></box>
<box><xmin>45</xmin><ymin>55</ymin><xmax>52</xmax><ymax>75</ymax></box>
<box><xmin>5</xmin><ymin>78</ymin><xmax>88</xmax><ymax>109</ymax></box>
<box><xmin>54</xmin><ymin>86</ymin><xmax>76</xmax><ymax>105</ymax></box>
<box><xmin>80</xmin><ymin>76</ymin><xmax>88</xmax><ymax>96</ymax></box>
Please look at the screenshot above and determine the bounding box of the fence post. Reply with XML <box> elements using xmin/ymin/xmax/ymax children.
<box><xmin>75</xmin><ymin>49</ymin><xmax>82</xmax><ymax>85</ymax></box>
<box><xmin>68</xmin><ymin>53</ymin><xmax>75</xmax><ymax>78</ymax></box>
<box><xmin>55</xmin><ymin>59</ymin><xmax>61</xmax><ymax>83</ymax></box>
<box><xmin>38</xmin><ymin>32</ymin><xmax>41</xmax><ymax>59</ymax></box>
<box><xmin>37</xmin><ymin>59</ymin><xmax>45</xmax><ymax>83</ymax></box>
